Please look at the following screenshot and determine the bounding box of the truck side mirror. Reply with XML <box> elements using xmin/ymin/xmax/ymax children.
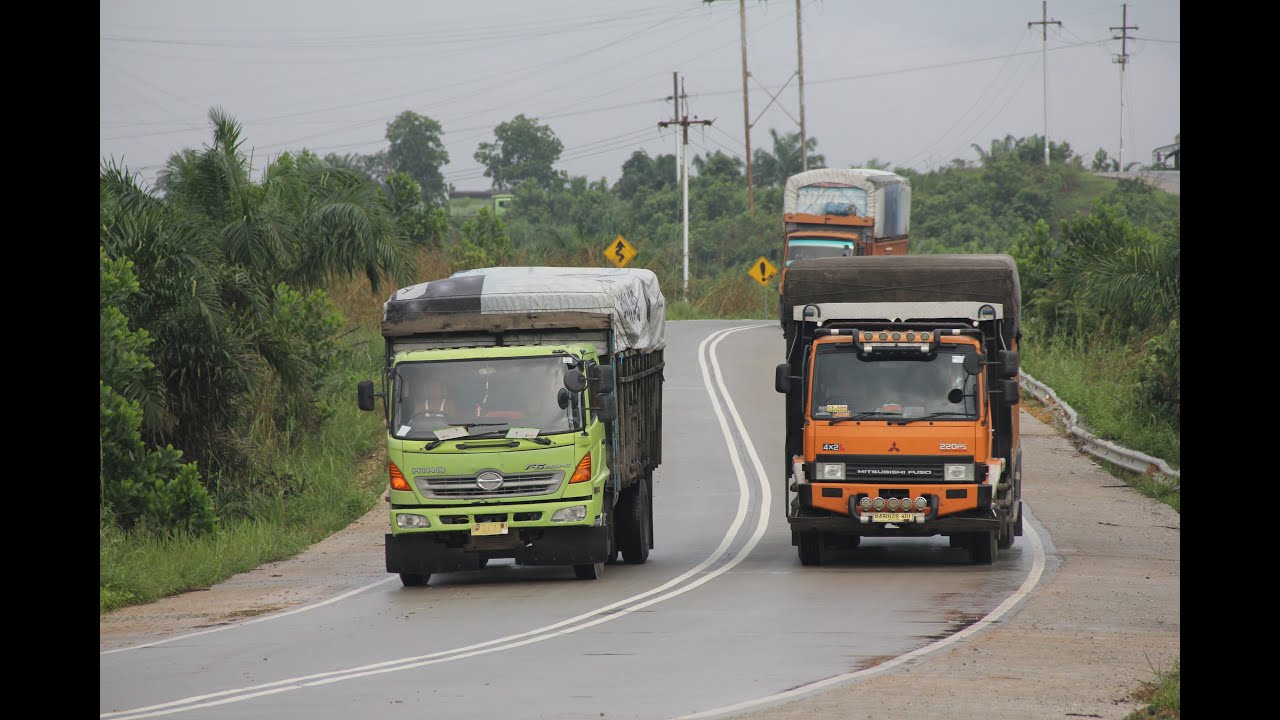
<box><xmin>962</xmin><ymin>353</ymin><xmax>983</xmax><ymax>376</ymax></box>
<box><xmin>1000</xmin><ymin>379</ymin><xmax>1020</xmax><ymax>406</ymax></box>
<box><xmin>588</xmin><ymin>363</ymin><xmax>615</xmax><ymax>394</ymax></box>
<box><xmin>595</xmin><ymin>394</ymin><xmax>618</xmax><ymax>423</ymax></box>
<box><xmin>558</xmin><ymin>387</ymin><xmax>572</xmax><ymax>409</ymax></box>
<box><xmin>564</xmin><ymin>368</ymin><xmax>587</xmax><ymax>393</ymax></box>
<box><xmin>998</xmin><ymin>350</ymin><xmax>1019</xmax><ymax>379</ymax></box>
<box><xmin>775</xmin><ymin>363</ymin><xmax>792</xmax><ymax>393</ymax></box>
<box><xmin>357</xmin><ymin>380</ymin><xmax>375</xmax><ymax>412</ymax></box>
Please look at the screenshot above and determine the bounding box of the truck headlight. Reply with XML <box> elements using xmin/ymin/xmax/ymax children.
<box><xmin>552</xmin><ymin>505</ymin><xmax>588</xmax><ymax>523</ymax></box>
<box><xmin>816</xmin><ymin>462</ymin><xmax>845</xmax><ymax>481</ymax></box>
<box><xmin>396</xmin><ymin>513</ymin><xmax>431</xmax><ymax>528</ymax></box>
<box><xmin>944</xmin><ymin>464</ymin><xmax>974</xmax><ymax>482</ymax></box>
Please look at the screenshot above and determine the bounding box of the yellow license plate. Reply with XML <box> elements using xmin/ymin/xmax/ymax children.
<box><xmin>871</xmin><ymin>512</ymin><xmax>915</xmax><ymax>523</ymax></box>
<box><xmin>471</xmin><ymin>522</ymin><xmax>508</xmax><ymax>536</ymax></box>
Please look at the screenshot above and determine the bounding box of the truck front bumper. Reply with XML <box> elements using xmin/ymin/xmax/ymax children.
<box><xmin>789</xmin><ymin>480</ymin><xmax>999</xmax><ymax>537</ymax></box>
<box><xmin>386</xmin><ymin>525</ymin><xmax>610</xmax><ymax>573</ymax></box>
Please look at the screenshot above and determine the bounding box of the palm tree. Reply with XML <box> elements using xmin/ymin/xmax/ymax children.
<box><xmin>753</xmin><ymin>129</ymin><xmax>826</xmax><ymax>187</ymax></box>
<box><xmin>101</xmin><ymin>107</ymin><xmax>418</xmax><ymax>481</ymax></box>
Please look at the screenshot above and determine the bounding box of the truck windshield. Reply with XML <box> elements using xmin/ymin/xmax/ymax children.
<box><xmin>785</xmin><ymin>238</ymin><xmax>858</xmax><ymax>266</ymax></box>
<box><xmin>392</xmin><ymin>356</ymin><xmax>581</xmax><ymax>440</ymax></box>
<box><xmin>810</xmin><ymin>347</ymin><xmax>977</xmax><ymax>421</ymax></box>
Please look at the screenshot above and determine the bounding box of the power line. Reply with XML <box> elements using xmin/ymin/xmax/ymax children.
<box><xmin>896</xmin><ymin>29</ymin><xmax>1031</xmax><ymax>169</ymax></box>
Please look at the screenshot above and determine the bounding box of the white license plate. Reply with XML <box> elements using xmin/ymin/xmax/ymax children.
<box><xmin>871</xmin><ymin>512</ymin><xmax>915</xmax><ymax>523</ymax></box>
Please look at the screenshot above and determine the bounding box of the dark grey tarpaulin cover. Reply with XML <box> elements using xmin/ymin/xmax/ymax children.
<box><xmin>781</xmin><ymin>254</ymin><xmax>1021</xmax><ymax>332</ymax></box>
<box><xmin>383</xmin><ymin>266</ymin><xmax>666</xmax><ymax>352</ymax></box>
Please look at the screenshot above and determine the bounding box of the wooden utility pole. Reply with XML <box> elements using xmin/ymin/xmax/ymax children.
<box><xmin>739</xmin><ymin>0</ymin><xmax>754</xmax><ymax>216</ymax></box>
<box><xmin>796</xmin><ymin>0</ymin><xmax>807</xmax><ymax>172</ymax></box>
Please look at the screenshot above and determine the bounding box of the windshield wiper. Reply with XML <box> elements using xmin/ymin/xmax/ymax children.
<box><xmin>891</xmin><ymin>412</ymin><xmax>970</xmax><ymax>426</ymax></box>
<box><xmin>420</xmin><ymin>423</ymin><xmax>510</xmax><ymax>450</ymax></box>
<box><xmin>829</xmin><ymin>411</ymin><xmax>898</xmax><ymax>426</ymax></box>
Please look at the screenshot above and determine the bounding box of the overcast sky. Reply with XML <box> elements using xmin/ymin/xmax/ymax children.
<box><xmin>101</xmin><ymin>0</ymin><xmax>1179</xmax><ymax>191</ymax></box>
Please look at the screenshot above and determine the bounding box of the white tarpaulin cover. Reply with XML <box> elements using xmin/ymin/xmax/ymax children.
<box><xmin>783</xmin><ymin>168</ymin><xmax>911</xmax><ymax>237</ymax></box>
<box><xmin>384</xmin><ymin>266</ymin><xmax>666</xmax><ymax>352</ymax></box>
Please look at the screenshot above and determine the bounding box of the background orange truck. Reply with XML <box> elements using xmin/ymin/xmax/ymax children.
<box><xmin>775</xmin><ymin>255</ymin><xmax>1022</xmax><ymax>565</ymax></box>
<box><xmin>778</xmin><ymin>168</ymin><xmax>912</xmax><ymax>334</ymax></box>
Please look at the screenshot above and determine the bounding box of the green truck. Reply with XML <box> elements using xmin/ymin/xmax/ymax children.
<box><xmin>358</xmin><ymin>266</ymin><xmax>666</xmax><ymax>586</ymax></box>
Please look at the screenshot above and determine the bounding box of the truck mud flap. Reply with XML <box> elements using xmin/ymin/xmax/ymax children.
<box><xmin>385</xmin><ymin>534</ymin><xmax>479</xmax><ymax>574</ymax></box>
<box><xmin>513</xmin><ymin>526</ymin><xmax>610</xmax><ymax>566</ymax></box>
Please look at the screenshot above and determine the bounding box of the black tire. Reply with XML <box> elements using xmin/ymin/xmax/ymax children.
<box><xmin>399</xmin><ymin>572</ymin><xmax>429</xmax><ymax>587</ymax></box>
<box><xmin>573</xmin><ymin>562</ymin><xmax>604</xmax><ymax>580</ymax></box>
<box><xmin>968</xmin><ymin>531</ymin><xmax>996</xmax><ymax>565</ymax></box>
<box><xmin>1013</xmin><ymin>500</ymin><xmax>1024</xmax><ymax>537</ymax></box>
<box><xmin>616</xmin><ymin>478</ymin><xmax>651</xmax><ymax>564</ymax></box>
<box><xmin>798</xmin><ymin>533</ymin><xmax>822</xmax><ymax>566</ymax></box>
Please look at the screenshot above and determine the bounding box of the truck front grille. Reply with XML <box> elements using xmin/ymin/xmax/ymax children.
<box><xmin>416</xmin><ymin>472</ymin><xmax>564</xmax><ymax>499</ymax></box>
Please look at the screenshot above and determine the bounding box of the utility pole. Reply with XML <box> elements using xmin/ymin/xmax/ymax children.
<box><xmin>672</xmin><ymin>72</ymin><xmax>682</xmax><ymax>187</ymax></box>
<box><xmin>1111</xmin><ymin>4</ymin><xmax>1137</xmax><ymax>171</ymax></box>
<box><xmin>738</xmin><ymin>0</ymin><xmax>754</xmax><ymax>216</ymax></box>
<box><xmin>1027</xmin><ymin>1</ymin><xmax>1061</xmax><ymax>167</ymax></box>
<box><xmin>796</xmin><ymin>0</ymin><xmax>807</xmax><ymax>172</ymax></box>
<box><xmin>659</xmin><ymin>80</ymin><xmax>713</xmax><ymax>299</ymax></box>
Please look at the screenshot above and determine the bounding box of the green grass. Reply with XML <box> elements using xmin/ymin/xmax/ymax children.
<box><xmin>1021</xmin><ymin>338</ymin><xmax>1179</xmax><ymax>469</ymax></box>
<box><xmin>100</xmin><ymin>326</ymin><xmax>388</xmax><ymax>614</ymax></box>
<box><xmin>1124</xmin><ymin>659</ymin><xmax>1179</xmax><ymax>719</ymax></box>
<box><xmin>1020</xmin><ymin>332</ymin><xmax>1179</xmax><ymax>512</ymax></box>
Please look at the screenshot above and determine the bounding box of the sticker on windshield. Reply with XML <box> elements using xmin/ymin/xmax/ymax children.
<box><xmin>506</xmin><ymin>427</ymin><xmax>539</xmax><ymax>439</ymax></box>
<box><xmin>952</xmin><ymin>355</ymin><xmax>964</xmax><ymax>363</ymax></box>
<box><xmin>397</xmin><ymin>425</ymin><xmax>412</xmax><ymax>436</ymax></box>
<box><xmin>433</xmin><ymin>426</ymin><xmax>469</xmax><ymax>440</ymax></box>
<box><xmin>825</xmin><ymin>404</ymin><xmax>848</xmax><ymax>416</ymax></box>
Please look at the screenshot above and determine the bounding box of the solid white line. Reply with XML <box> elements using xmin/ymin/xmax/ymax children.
<box><xmin>100</xmin><ymin>577</ymin><xmax>398</xmax><ymax>656</ymax></box>
<box><xmin>102</xmin><ymin>324</ymin><xmax>768</xmax><ymax>720</ymax></box>
<box><xmin>673</xmin><ymin>514</ymin><xmax>1049</xmax><ymax>719</ymax></box>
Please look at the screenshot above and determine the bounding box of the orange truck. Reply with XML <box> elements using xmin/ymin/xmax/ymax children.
<box><xmin>778</xmin><ymin>168</ymin><xmax>911</xmax><ymax>291</ymax></box>
<box><xmin>775</xmin><ymin>255</ymin><xmax>1023</xmax><ymax>565</ymax></box>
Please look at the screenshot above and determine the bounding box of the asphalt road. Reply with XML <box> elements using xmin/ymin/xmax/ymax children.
<box><xmin>100</xmin><ymin>321</ymin><xmax>1050</xmax><ymax>720</ymax></box>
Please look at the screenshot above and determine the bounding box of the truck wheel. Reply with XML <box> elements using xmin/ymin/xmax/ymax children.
<box><xmin>1013</xmin><ymin>500</ymin><xmax>1024</xmax><ymax>537</ymax></box>
<box><xmin>573</xmin><ymin>562</ymin><xmax>604</xmax><ymax>580</ymax></box>
<box><xmin>399</xmin><ymin>573</ymin><xmax>429</xmax><ymax>587</ymax></box>
<box><xmin>798</xmin><ymin>533</ymin><xmax>822</xmax><ymax>566</ymax></box>
<box><xmin>617</xmin><ymin>478</ymin><xmax>651</xmax><ymax>564</ymax></box>
<box><xmin>968</xmin><ymin>531</ymin><xmax>996</xmax><ymax>565</ymax></box>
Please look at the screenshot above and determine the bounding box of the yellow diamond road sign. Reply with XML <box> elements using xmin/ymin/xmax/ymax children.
<box><xmin>748</xmin><ymin>256</ymin><xmax>778</xmax><ymax>286</ymax></box>
<box><xmin>605</xmin><ymin>235</ymin><xmax>637</xmax><ymax>268</ymax></box>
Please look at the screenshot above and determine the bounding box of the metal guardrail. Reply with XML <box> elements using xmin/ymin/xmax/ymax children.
<box><xmin>1021</xmin><ymin>372</ymin><xmax>1180</xmax><ymax>490</ymax></box>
